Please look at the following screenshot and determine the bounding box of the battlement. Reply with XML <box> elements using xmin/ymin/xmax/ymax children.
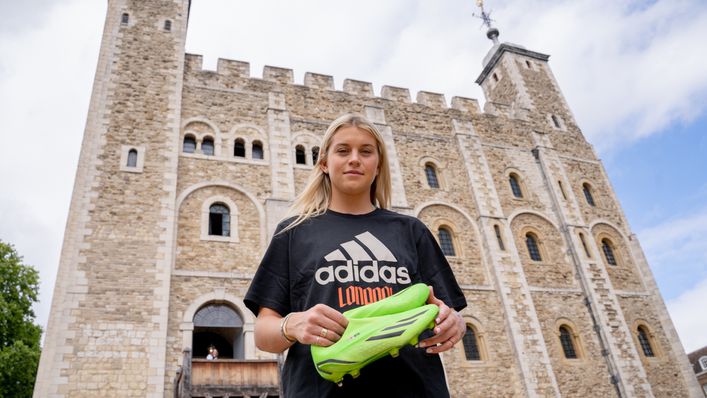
<box><xmin>184</xmin><ymin>53</ymin><xmax>481</xmax><ymax>114</ymax></box>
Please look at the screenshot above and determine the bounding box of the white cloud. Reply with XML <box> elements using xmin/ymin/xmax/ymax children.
<box><xmin>667</xmin><ymin>276</ymin><xmax>707</xmax><ymax>353</ymax></box>
<box><xmin>1</xmin><ymin>0</ymin><xmax>706</xmax><ymax>344</ymax></box>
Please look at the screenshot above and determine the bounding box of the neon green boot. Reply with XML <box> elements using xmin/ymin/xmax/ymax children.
<box><xmin>343</xmin><ymin>283</ymin><xmax>430</xmax><ymax>319</ymax></box>
<box><xmin>311</xmin><ymin>303</ymin><xmax>439</xmax><ymax>384</ymax></box>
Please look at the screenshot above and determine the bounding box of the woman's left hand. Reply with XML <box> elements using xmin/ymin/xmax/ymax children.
<box><xmin>419</xmin><ymin>286</ymin><xmax>465</xmax><ymax>354</ymax></box>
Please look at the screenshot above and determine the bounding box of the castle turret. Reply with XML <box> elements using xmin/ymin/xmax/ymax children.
<box><xmin>34</xmin><ymin>1</ymin><xmax>189</xmax><ymax>396</ymax></box>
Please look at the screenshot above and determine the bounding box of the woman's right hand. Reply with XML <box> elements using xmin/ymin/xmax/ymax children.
<box><xmin>286</xmin><ymin>304</ymin><xmax>348</xmax><ymax>347</ymax></box>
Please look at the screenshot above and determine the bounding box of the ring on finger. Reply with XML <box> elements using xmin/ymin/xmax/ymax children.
<box><xmin>316</xmin><ymin>336</ymin><xmax>321</xmax><ymax>346</ymax></box>
<box><xmin>321</xmin><ymin>327</ymin><xmax>328</xmax><ymax>338</ymax></box>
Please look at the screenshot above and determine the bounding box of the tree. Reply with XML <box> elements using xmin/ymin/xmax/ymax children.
<box><xmin>0</xmin><ymin>240</ymin><xmax>42</xmax><ymax>398</ymax></box>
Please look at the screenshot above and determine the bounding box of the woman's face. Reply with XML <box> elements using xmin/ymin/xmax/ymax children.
<box><xmin>321</xmin><ymin>125</ymin><xmax>380</xmax><ymax>201</ymax></box>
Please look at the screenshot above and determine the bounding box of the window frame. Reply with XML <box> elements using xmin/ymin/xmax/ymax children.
<box><xmin>200</xmin><ymin>196</ymin><xmax>239</xmax><ymax>243</ymax></box>
<box><xmin>437</xmin><ymin>226</ymin><xmax>456</xmax><ymax>257</ymax></box>
<box><xmin>525</xmin><ymin>232</ymin><xmax>543</xmax><ymax>262</ymax></box>
<box><xmin>582</xmin><ymin>182</ymin><xmax>596</xmax><ymax>207</ymax></box>
<box><xmin>119</xmin><ymin>145</ymin><xmax>145</xmax><ymax>173</ymax></box>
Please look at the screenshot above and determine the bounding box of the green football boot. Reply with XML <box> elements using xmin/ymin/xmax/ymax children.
<box><xmin>311</xmin><ymin>303</ymin><xmax>439</xmax><ymax>385</ymax></box>
<box><xmin>343</xmin><ymin>283</ymin><xmax>430</xmax><ymax>319</ymax></box>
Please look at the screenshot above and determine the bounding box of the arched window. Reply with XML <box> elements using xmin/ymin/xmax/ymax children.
<box><xmin>438</xmin><ymin>227</ymin><xmax>456</xmax><ymax>257</ymax></box>
<box><xmin>462</xmin><ymin>325</ymin><xmax>481</xmax><ymax>361</ymax></box>
<box><xmin>583</xmin><ymin>183</ymin><xmax>596</xmax><ymax>207</ymax></box>
<box><xmin>551</xmin><ymin>115</ymin><xmax>561</xmax><ymax>129</ymax></box>
<box><xmin>127</xmin><ymin>149</ymin><xmax>138</xmax><ymax>167</ymax></box>
<box><xmin>312</xmin><ymin>146</ymin><xmax>320</xmax><ymax>165</ymax></box>
<box><xmin>201</xmin><ymin>137</ymin><xmax>214</xmax><ymax>156</ymax></box>
<box><xmin>208</xmin><ymin>203</ymin><xmax>230</xmax><ymax>237</ymax></box>
<box><xmin>601</xmin><ymin>239</ymin><xmax>617</xmax><ymax>266</ymax></box>
<box><xmin>234</xmin><ymin>138</ymin><xmax>245</xmax><ymax>157</ymax></box>
<box><xmin>637</xmin><ymin>326</ymin><xmax>655</xmax><ymax>357</ymax></box>
<box><xmin>183</xmin><ymin>135</ymin><xmax>196</xmax><ymax>153</ymax></box>
<box><xmin>525</xmin><ymin>233</ymin><xmax>542</xmax><ymax>262</ymax></box>
<box><xmin>509</xmin><ymin>173</ymin><xmax>523</xmax><ymax>198</ymax></box>
<box><xmin>121</xmin><ymin>13</ymin><xmax>129</xmax><ymax>25</ymax></box>
<box><xmin>193</xmin><ymin>304</ymin><xmax>244</xmax><ymax>359</ymax></box>
<box><xmin>559</xmin><ymin>325</ymin><xmax>578</xmax><ymax>359</ymax></box>
<box><xmin>252</xmin><ymin>141</ymin><xmax>264</xmax><ymax>160</ymax></box>
<box><xmin>164</xmin><ymin>20</ymin><xmax>171</xmax><ymax>31</ymax></box>
<box><xmin>425</xmin><ymin>164</ymin><xmax>439</xmax><ymax>188</ymax></box>
<box><xmin>494</xmin><ymin>225</ymin><xmax>505</xmax><ymax>251</ymax></box>
<box><xmin>295</xmin><ymin>145</ymin><xmax>306</xmax><ymax>165</ymax></box>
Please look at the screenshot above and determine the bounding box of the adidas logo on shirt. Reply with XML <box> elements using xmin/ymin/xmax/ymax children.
<box><xmin>315</xmin><ymin>231</ymin><xmax>411</xmax><ymax>286</ymax></box>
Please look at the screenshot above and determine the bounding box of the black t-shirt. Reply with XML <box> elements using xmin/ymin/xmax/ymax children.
<box><xmin>245</xmin><ymin>208</ymin><xmax>467</xmax><ymax>398</ymax></box>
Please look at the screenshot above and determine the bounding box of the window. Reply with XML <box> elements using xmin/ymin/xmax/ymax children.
<box><xmin>525</xmin><ymin>60</ymin><xmax>532</xmax><ymax>69</ymax></box>
<box><xmin>252</xmin><ymin>141</ymin><xmax>264</xmax><ymax>160</ymax></box>
<box><xmin>127</xmin><ymin>149</ymin><xmax>138</xmax><ymax>168</ymax></box>
<box><xmin>192</xmin><ymin>304</ymin><xmax>245</xmax><ymax>360</ymax></box>
<box><xmin>699</xmin><ymin>356</ymin><xmax>707</xmax><ymax>371</ymax></box>
<box><xmin>579</xmin><ymin>233</ymin><xmax>591</xmax><ymax>258</ymax></box>
<box><xmin>295</xmin><ymin>145</ymin><xmax>306</xmax><ymax>165</ymax></box>
<box><xmin>637</xmin><ymin>326</ymin><xmax>655</xmax><ymax>357</ymax></box>
<box><xmin>121</xmin><ymin>13</ymin><xmax>129</xmax><ymax>25</ymax></box>
<box><xmin>509</xmin><ymin>173</ymin><xmax>523</xmax><ymax>198</ymax></box>
<box><xmin>601</xmin><ymin>239</ymin><xmax>617</xmax><ymax>266</ymax></box>
<box><xmin>551</xmin><ymin>115</ymin><xmax>561</xmax><ymax>129</ymax></box>
<box><xmin>582</xmin><ymin>183</ymin><xmax>596</xmax><ymax>207</ymax></box>
<box><xmin>462</xmin><ymin>325</ymin><xmax>481</xmax><ymax>361</ymax></box>
<box><xmin>494</xmin><ymin>225</ymin><xmax>505</xmax><ymax>251</ymax></box>
<box><xmin>559</xmin><ymin>326</ymin><xmax>578</xmax><ymax>359</ymax></box>
<box><xmin>208</xmin><ymin>203</ymin><xmax>230</xmax><ymax>237</ymax></box>
<box><xmin>525</xmin><ymin>233</ymin><xmax>542</xmax><ymax>262</ymax></box>
<box><xmin>164</xmin><ymin>20</ymin><xmax>171</xmax><ymax>31</ymax></box>
<box><xmin>492</xmin><ymin>73</ymin><xmax>499</xmax><ymax>82</ymax></box>
<box><xmin>312</xmin><ymin>146</ymin><xmax>320</xmax><ymax>165</ymax></box>
<box><xmin>438</xmin><ymin>227</ymin><xmax>456</xmax><ymax>257</ymax></box>
<box><xmin>183</xmin><ymin>135</ymin><xmax>196</xmax><ymax>153</ymax></box>
<box><xmin>234</xmin><ymin>138</ymin><xmax>245</xmax><ymax>157</ymax></box>
<box><xmin>201</xmin><ymin>137</ymin><xmax>214</xmax><ymax>156</ymax></box>
<box><xmin>425</xmin><ymin>164</ymin><xmax>439</xmax><ymax>188</ymax></box>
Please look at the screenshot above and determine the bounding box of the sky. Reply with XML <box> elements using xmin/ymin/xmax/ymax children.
<box><xmin>0</xmin><ymin>0</ymin><xmax>706</xmax><ymax>353</ymax></box>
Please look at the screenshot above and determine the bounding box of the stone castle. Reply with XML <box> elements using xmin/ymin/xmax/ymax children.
<box><xmin>34</xmin><ymin>1</ymin><xmax>702</xmax><ymax>397</ymax></box>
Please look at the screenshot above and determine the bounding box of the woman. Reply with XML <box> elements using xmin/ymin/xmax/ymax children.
<box><xmin>245</xmin><ymin>113</ymin><xmax>467</xmax><ymax>397</ymax></box>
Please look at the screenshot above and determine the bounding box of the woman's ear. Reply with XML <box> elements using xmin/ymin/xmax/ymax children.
<box><xmin>320</xmin><ymin>159</ymin><xmax>328</xmax><ymax>174</ymax></box>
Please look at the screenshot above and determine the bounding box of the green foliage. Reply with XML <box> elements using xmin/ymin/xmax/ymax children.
<box><xmin>0</xmin><ymin>240</ymin><xmax>41</xmax><ymax>398</ymax></box>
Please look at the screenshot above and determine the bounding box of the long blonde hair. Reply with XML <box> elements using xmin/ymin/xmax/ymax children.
<box><xmin>282</xmin><ymin>113</ymin><xmax>392</xmax><ymax>232</ymax></box>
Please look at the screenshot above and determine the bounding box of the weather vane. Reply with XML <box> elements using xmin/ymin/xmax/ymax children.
<box><xmin>472</xmin><ymin>0</ymin><xmax>500</xmax><ymax>44</ymax></box>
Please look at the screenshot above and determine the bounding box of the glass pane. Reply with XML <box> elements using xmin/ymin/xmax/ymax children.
<box><xmin>560</xmin><ymin>327</ymin><xmax>577</xmax><ymax>359</ymax></box>
<box><xmin>425</xmin><ymin>165</ymin><xmax>439</xmax><ymax>188</ymax></box>
<box><xmin>183</xmin><ymin>136</ymin><xmax>196</xmax><ymax>153</ymax></box>
<box><xmin>526</xmin><ymin>234</ymin><xmax>542</xmax><ymax>261</ymax></box>
<box><xmin>637</xmin><ymin>327</ymin><xmax>654</xmax><ymax>357</ymax></box>
<box><xmin>194</xmin><ymin>304</ymin><xmax>243</xmax><ymax>327</ymax></box>
<box><xmin>202</xmin><ymin>138</ymin><xmax>214</xmax><ymax>155</ymax></box>
<box><xmin>510</xmin><ymin>175</ymin><xmax>523</xmax><ymax>198</ymax></box>
<box><xmin>127</xmin><ymin>149</ymin><xmax>138</xmax><ymax>167</ymax></box>
<box><xmin>462</xmin><ymin>326</ymin><xmax>481</xmax><ymax>361</ymax></box>
<box><xmin>438</xmin><ymin>228</ymin><xmax>455</xmax><ymax>256</ymax></box>
<box><xmin>252</xmin><ymin>142</ymin><xmax>263</xmax><ymax>159</ymax></box>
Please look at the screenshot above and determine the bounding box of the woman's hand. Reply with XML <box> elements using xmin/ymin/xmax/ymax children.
<box><xmin>286</xmin><ymin>304</ymin><xmax>348</xmax><ymax>347</ymax></box>
<box><xmin>419</xmin><ymin>286</ymin><xmax>465</xmax><ymax>354</ymax></box>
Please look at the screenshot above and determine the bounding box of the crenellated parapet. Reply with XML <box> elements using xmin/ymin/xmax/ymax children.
<box><xmin>183</xmin><ymin>53</ymin><xmax>481</xmax><ymax>114</ymax></box>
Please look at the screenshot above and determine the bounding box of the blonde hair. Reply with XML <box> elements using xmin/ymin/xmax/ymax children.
<box><xmin>282</xmin><ymin>113</ymin><xmax>392</xmax><ymax>232</ymax></box>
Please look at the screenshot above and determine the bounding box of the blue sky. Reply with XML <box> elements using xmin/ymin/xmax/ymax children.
<box><xmin>1</xmin><ymin>0</ymin><xmax>706</xmax><ymax>352</ymax></box>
